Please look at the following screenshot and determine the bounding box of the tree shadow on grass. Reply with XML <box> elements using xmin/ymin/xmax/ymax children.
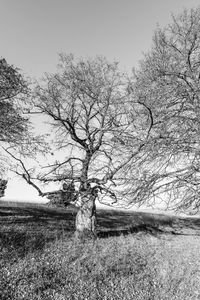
<box><xmin>96</xmin><ymin>209</ymin><xmax>176</xmax><ymax>238</ymax></box>
<box><xmin>96</xmin><ymin>209</ymin><xmax>200</xmax><ymax>238</ymax></box>
<box><xmin>1</xmin><ymin>202</ymin><xmax>200</xmax><ymax>256</ymax></box>
<box><xmin>0</xmin><ymin>223</ymin><xmax>74</xmax><ymax>265</ymax></box>
<box><xmin>97</xmin><ymin>224</ymin><xmax>169</xmax><ymax>238</ymax></box>
<box><xmin>0</xmin><ymin>204</ymin><xmax>78</xmax><ymax>264</ymax></box>
<box><xmin>0</xmin><ymin>204</ymin><xmax>77</xmax><ymax>220</ymax></box>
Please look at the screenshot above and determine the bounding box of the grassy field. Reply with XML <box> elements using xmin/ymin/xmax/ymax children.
<box><xmin>1</xmin><ymin>201</ymin><xmax>200</xmax><ymax>299</ymax></box>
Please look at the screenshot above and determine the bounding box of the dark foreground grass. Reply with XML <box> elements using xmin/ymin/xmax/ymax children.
<box><xmin>1</xmin><ymin>234</ymin><xmax>200</xmax><ymax>300</ymax></box>
<box><xmin>1</xmin><ymin>201</ymin><xmax>200</xmax><ymax>299</ymax></box>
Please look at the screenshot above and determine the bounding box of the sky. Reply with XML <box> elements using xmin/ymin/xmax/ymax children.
<box><xmin>1</xmin><ymin>0</ymin><xmax>200</xmax><ymax>202</ymax></box>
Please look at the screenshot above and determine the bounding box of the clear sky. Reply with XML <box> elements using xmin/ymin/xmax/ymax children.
<box><xmin>1</xmin><ymin>0</ymin><xmax>200</xmax><ymax>202</ymax></box>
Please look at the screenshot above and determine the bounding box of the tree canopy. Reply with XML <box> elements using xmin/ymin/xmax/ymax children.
<box><xmin>0</xmin><ymin>59</ymin><xmax>29</xmax><ymax>177</ymax></box>
<box><xmin>7</xmin><ymin>7</ymin><xmax>200</xmax><ymax>236</ymax></box>
<box><xmin>132</xmin><ymin>7</ymin><xmax>200</xmax><ymax>211</ymax></box>
<box><xmin>10</xmin><ymin>54</ymin><xmax>150</xmax><ymax>236</ymax></box>
<box><xmin>15</xmin><ymin>55</ymin><xmax>137</xmax><ymax>200</ymax></box>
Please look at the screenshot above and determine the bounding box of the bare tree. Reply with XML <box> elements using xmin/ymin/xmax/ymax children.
<box><xmin>0</xmin><ymin>59</ymin><xmax>29</xmax><ymax>192</ymax></box>
<box><xmin>8</xmin><ymin>7</ymin><xmax>200</xmax><ymax>222</ymax></box>
<box><xmin>0</xmin><ymin>58</ymin><xmax>28</xmax><ymax>143</ymax></box>
<box><xmin>9</xmin><ymin>54</ymin><xmax>143</xmax><ymax>238</ymax></box>
<box><xmin>130</xmin><ymin>7</ymin><xmax>200</xmax><ymax>212</ymax></box>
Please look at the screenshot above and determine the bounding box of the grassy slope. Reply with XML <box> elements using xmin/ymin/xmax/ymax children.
<box><xmin>1</xmin><ymin>200</ymin><xmax>200</xmax><ymax>237</ymax></box>
<box><xmin>1</xmin><ymin>201</ymin><xmax>200</xmax><ymax>299</ymax></box>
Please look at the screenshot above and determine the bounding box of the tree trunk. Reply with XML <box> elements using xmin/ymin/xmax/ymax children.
<box><xmin>75</xmin><ymin>191</ymin><xmax>96</xmax><ymax>239</ymax></box>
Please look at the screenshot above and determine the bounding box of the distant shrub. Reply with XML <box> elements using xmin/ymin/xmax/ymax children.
<box><xmin>0</xmin><ymin>179</ymin><xmax>7</xmax><ymax>198</ymax></box>
<box><xmin>47</xmin><ymin>182</ymin><xmax>77</xmax><ymax>207</ymax></box>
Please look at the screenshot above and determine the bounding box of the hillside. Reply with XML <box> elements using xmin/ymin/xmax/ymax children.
<box><xmin>1</xmin><ymin>200</ymin><xmax>200</xmax><ymax>299</ymax></box>
<box><xmin>1</xmin><ymin>200</ymin><xmax>200</xmax><ymax>238</ymax></box>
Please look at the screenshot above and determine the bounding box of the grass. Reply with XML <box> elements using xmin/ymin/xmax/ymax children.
<box><xmin>1</xmin><ymin>201</ymin><xmax>200</xmax><ymax>299</ymax></box>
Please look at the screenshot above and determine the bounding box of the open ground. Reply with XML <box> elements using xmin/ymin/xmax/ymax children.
<box><xmin>1</xmin><ymin>201</ymin><xmax>200</xmax><ymax>299</ymax></box>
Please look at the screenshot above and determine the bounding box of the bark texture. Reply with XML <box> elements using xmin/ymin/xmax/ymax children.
<box><xmin>75</xmin><ymin>190</ymin><xmax>97</xmax><ymax>239</ymax></box>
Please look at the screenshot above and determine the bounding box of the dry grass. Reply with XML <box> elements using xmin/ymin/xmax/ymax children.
<box><xmin>1</xmin><ymin>234</ymin><xmax>200</xmax><ymax>299</ymax></box>
<box><xmin>1</xmin><ymin>201</ymin><xmax>200</xmax><ymax>299</ymax></box>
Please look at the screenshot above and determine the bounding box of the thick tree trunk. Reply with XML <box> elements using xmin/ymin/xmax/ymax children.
<box><xmin>75</xmin><ymin>191</ymin><xmax>96</xmax><ymax>239</ymax></box>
